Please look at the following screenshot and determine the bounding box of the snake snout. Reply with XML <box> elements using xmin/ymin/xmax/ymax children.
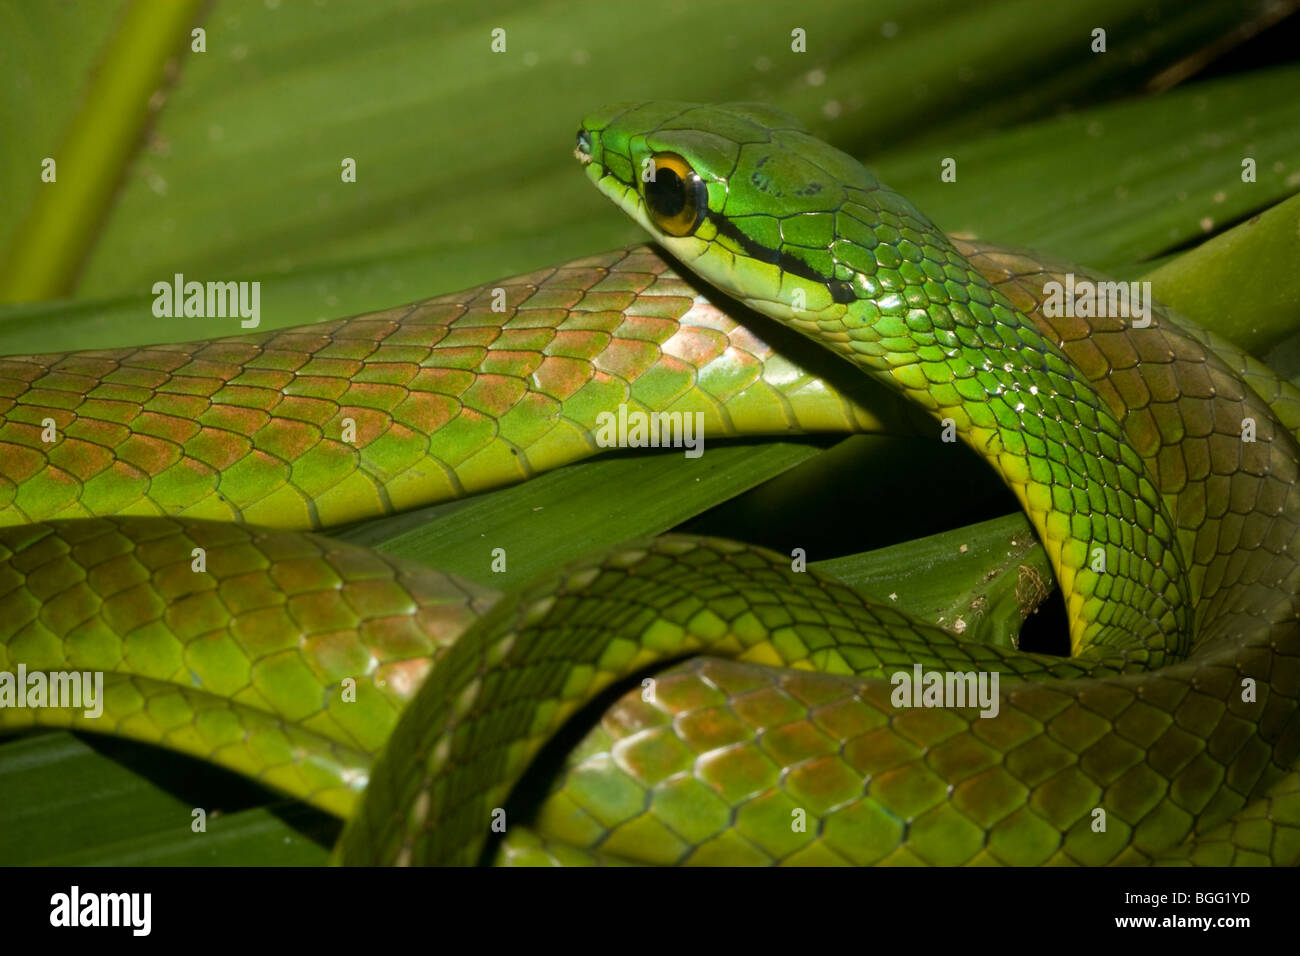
<box><xmin>574</xmin><ymin>129</ymin><xmax>593</xmax><ymax>164</ymax></box>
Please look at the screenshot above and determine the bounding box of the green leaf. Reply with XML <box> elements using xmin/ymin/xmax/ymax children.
<box><xmin>873</xmin><ymin>64</ymin><xmax>1300</xmax><ymax>274</ymax></box>
<box><xmin>0</xmin><ymin>732</ymin><xmax>334</xmax><ymax>865</ymax></box>
<box><xmin>1144</xmin><ymin>192</ymin><xmax>1300</xmax><ymax>352</ymax></box>
<box><xmin>813</xmin><ymin>513</ymin><xmax>1055</xmax><ymax>652</ymax></box>
<box><xmin>0</xmin><ymin>0</ymin><xmax>202</xmax><ymax>299</ymax></box>
<box><xmin>333</xmin><ymin>441</ymin><xmax>831</xmax><ymax>589</ymax></box>
<box><xmin>0</xmin><ymin>0</ymin><xmax>131</xmax><ymax>258</ymax></box>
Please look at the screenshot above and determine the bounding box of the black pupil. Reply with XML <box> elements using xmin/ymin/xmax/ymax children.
<box><xmin>646</xmin><ymin>166</ymin><xmax>687</xmax><ymax>218</ymax></box>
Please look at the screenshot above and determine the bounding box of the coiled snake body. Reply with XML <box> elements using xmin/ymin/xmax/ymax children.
<box><xmin>2</xmin><ymin>103</ymin><xmax>1298</xmax><ymax>865</ymax></box>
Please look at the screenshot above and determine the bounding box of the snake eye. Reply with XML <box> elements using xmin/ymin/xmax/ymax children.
<box><xmin>643</xmin><ymin>152</ymin><xmax>707</xmax><ymax>237</ymax></box>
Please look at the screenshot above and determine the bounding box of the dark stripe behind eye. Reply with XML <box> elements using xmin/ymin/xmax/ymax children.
<box><xmin>707</xmin><ymin>212</ymin><xmax>855</xmax><ymax>305</ymax></box>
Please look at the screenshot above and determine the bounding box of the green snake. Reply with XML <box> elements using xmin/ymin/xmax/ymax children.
<box><xmin>2</xmin><ymin>102</ymin><xmax>1298</xmax><ymax>865</ymax></box>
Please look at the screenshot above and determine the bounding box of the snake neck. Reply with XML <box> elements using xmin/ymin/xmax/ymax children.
<box><xmin>731</xmin><ymin>195</ymin><xmax>1194</xmax><ymax>664</ymax></box>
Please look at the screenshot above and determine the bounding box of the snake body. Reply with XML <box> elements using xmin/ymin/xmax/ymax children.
<box><xmin>3</xmin><ymin>103</ymin><xmax>1299</xmax><ymax>865</ymax></box>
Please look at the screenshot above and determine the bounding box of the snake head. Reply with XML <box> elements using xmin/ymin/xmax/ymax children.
<box><xmin>576</xmin><ymin>101</ymin><xmax>938</xmax><ymax>325</ymax></box>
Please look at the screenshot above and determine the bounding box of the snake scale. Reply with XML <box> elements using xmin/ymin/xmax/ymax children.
<box><xmin>2</xmin><ymin>103</ymin><xmax>1298</xmax><ymax>866</ymax></box>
